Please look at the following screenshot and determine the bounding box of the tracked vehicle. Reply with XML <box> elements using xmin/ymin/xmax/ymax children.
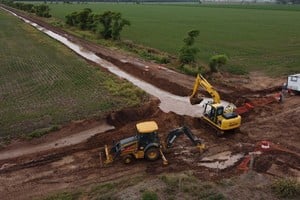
<box><xmin>190</xmin><ymin>74</ymin><xmax>241</xmax><ymax>135</ymax></box>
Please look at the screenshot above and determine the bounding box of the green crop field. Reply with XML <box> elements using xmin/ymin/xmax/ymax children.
<box><xmin>0</xmin><ymin>9</ymin><xmax>146</xmax><ymax>139</ymax></box>
<box><xmin>47</xmin><ymin>3</ymin><xmax>300</xmax><ymax>76</ymax></box>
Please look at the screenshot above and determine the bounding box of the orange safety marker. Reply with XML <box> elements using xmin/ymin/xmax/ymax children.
<box><xmin>237</xmin><ymin>155</ymin><xmax>251</xmax><ymax>171</ymax></box>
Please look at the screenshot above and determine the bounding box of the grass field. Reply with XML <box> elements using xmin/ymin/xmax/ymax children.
<box><xmin>0</xmin><ymin>9</ymin><xmax>146</xmax><ymax>139</ymax></box>
<box><xmin>47</xmin><ymin>3</ymin><xmax>300</xmax><ymax>76</ymax></box>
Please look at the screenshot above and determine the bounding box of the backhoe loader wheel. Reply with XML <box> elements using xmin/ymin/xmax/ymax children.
<box><xmin>145</xmin><ymin>147</ymin><xmax>160</xmax><ymax>161</ymax></box>
<box><xmin>123</xmin><ymin>155</ymin><xmax>134</xmax><ymax>164</ymax></box>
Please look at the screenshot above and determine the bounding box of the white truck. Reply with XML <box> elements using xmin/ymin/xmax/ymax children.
<box><xmin>287</xmin><ymin>73</ymin><xmax>300</xmax><ymax>92</ymax></box>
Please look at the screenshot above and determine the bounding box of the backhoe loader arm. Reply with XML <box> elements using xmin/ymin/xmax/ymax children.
<box><xmin>166</xmin><ymin>126</ymin><xmax>203</xmax><ymax>148</ymax></box>
<box><xmin>190</xmin><ymin>74</ymin><xmax>221</xmax><ymax>104</ymax></box>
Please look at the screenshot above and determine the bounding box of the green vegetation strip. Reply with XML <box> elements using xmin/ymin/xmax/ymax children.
<box><xmin>271</xmin><ymin>178</ymin><xmax>300</xmax><ymax>198</ymax></box>
<box><xmin>48</xmin><ymin>3</ymin><xmax>300</xmax><ymax>76</ymax></box>
<box><xmin>41</xmin><ymin>172</ymin><xmax>227</xmax><ymax>200</ymax></box>
<box><xmin>0</xmin><ymin>9</ymin><xmax>146</xmax><ymax>139</ymax></box>
<box><xmin>42</xmin><ymin>171</ymin><xmax>299</xmax><ymax>200</ymax></box>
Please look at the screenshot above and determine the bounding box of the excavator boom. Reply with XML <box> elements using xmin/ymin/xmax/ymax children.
<box><xmin>190</xmin><ymin>74</ymin><xmax>221</xmax><ymax>104</ymax></box>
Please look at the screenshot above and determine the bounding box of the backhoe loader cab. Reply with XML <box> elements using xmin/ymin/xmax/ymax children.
<box><xmin>136</xmin><ymin>121</ymin><xmax>160</xmax><ymax>151</ymax></box>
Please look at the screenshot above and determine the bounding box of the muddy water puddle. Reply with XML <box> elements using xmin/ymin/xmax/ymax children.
<box><xmin>2</xmin><ymin>8</ymin><xmax>233</xmax><ymax>118</ymax></box>
<box><xmin>198</xmin><ymin>151</ymin><xmax>244</xmax><ymax>169</ymax></box>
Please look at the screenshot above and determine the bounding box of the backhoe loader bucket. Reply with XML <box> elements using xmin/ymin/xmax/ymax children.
<box><xmin>100</xmin><ymin>145</ymin><xmax>114</xmax><ymax>166</ymax></box>
<box><xmin>197</xmin><ymin>143</ymin><xmax>206</xmax><ymax>154</ymax></box>
<box><xmin>159</xmin><ymin>148</ymin><xmax>168</xmax><ymax>166</ymax></box>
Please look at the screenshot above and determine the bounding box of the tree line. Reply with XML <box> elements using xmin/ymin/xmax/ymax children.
<box><xmin>65</xmin><ymin>9</ymin><xmax>227</xmax><ymax>74</ymax></box>
<box><xmin>1</xmin><ymin>0</ymin><xmax>51</xmax><ymax>17</ymax></box>
<box><xmin>65</xmin><ymin>8</ymin><xmax>130</xmax><ymax>40</ymax></box>
<box><xmin>276</xmin><ymin>0</ymin><xmax>300</xmax><ymax>4</ymax></box>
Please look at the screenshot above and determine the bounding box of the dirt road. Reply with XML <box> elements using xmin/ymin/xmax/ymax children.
<box><xmin>0</xmin><ymin>5</ymin><xmax>299</xmax><ymax>200</ymax></box>
<box><xmin>0</xmin><ymin>122</ymin><xmax>114</xmax><ymax>161</ymax></box>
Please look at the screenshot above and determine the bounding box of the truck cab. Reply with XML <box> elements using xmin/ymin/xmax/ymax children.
<box><xmin>287</xmin><ymin>74</ymin><xmax>300</xmax><ymax>93</ymax></box>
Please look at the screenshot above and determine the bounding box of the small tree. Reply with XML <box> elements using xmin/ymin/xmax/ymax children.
<box><xmin>75</xmin><ymin>8</ymin><xmax>92</xmax><ymax>30</ymax></box>
<box><xmin>179</xmin><ymin>30</ymin><xmax>199</xmax><ymax>64</ymax></box>
<box><xmin>34</xmin><ymin>4</ymin><xmax>51</xmax><ymax>18</ymax></box>
<box><xmin>99</xmin><ymin>11</ymin><xmax>114</xmax><ymax>39</ymax></box>
<box><xmin>65</xmin><ymin>8</ymin><xmax>98</xmax><ymax>31</ymax></box>
<box><xmin>112</xmin><ymin>13</ymin><xmax>130</xmax><ymax>40</ymax></box>
<box><xmin>65</xmin><ymin>11</ymin><xmax>78</xmax><ymax>26</ymax></box>
<box><xmin>98</xmin><ymin>11</ymin><xmax>130</xmax><ymax>40</ymax></box>
<box><xmin>209</xmin><ymin>54</ymin><xmax>228</xmax><ymax>73</ymax></box>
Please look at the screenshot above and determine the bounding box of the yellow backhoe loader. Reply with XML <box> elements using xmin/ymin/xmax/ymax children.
<box><xmin>101</xmin><ymin>121</ymin><xmax>205</xmax><ymax>165</ymax></box>
<box><xmin>190</xmin><ymin>74</ymin><xmax>241</xmax><ymax>135</ymax></box>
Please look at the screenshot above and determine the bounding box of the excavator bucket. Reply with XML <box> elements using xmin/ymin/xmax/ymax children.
<box><xmin>190</xmin><ymin>95</ymin><xmax>204</xmax><ymax>105</ymax></box>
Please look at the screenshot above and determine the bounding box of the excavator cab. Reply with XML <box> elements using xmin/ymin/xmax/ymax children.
<box><xmin>203</xmin><ymin>103</ymin><xmax>241</xmax><ymax>135</ymax></box>
<box><xmin>204</xmin><ymin>103</ymin><xmax>218</xmax><ymax>123</ymax></box>
<box><xmin>204</xmin><ymin>103</ymin><xmax>234</xmax><ymax>123</ymax></box>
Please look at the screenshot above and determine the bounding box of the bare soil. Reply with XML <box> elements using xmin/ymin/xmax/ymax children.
<box><xmin>0</xmin><ymin>5</ymin><xmax>299</xmax><ymax>200</ymax></box>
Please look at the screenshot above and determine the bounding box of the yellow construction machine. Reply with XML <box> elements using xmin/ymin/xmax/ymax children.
<box><xmin>102</xmin><ymin>121</ymin><xmax>205</xmax><ymax>165</ymax></box>
<box><xmin>190</xmin><ymin>74</ymin><xmax>241</xmax><ymax>135</ymax></box>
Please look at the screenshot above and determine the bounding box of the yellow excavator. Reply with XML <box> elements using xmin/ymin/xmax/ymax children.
<box><xmin>102</xmin><ymin>121</ymin><xmax>205</xmax><ymax>165</ymax></box>
<box><xmin>190</xmin><ymin>74</ymin><xmax>241</xmax><ymax>135</ymax></box>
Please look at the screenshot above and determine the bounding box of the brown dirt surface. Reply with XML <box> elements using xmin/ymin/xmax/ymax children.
<box><xmin>0</xmin><ymin>5</ymin><xmax>299</xmax><ymax>200</ymax></box>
